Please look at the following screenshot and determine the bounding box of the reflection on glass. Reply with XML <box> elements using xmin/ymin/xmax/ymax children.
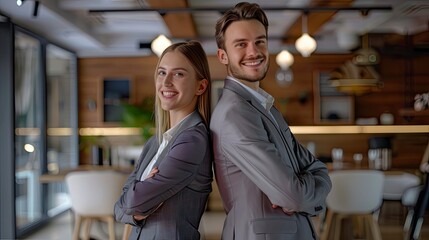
<box><xmin>14</xmin><ymin>31</ymin><xmax>42</xmax><ymax>227</ymax></box>
<box><xmin>46</xmin><ymin>44</ymin><xmax>77</xmax><ymax>216</ymax></box>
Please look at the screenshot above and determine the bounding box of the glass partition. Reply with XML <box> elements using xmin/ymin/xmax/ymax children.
<box><xmin>14</xmin><ymin>31</ymin><xmax>43</xmax><ymax>228</ymax></box>
<box><xmin>45</xmin><ymin>44</ymin><xmax>78</xmax><ymax>216</ymax></box>
<box><xmin>13</xmin><ymin>30</ymin><xmax>78</xmax><ymax>236</ymax></box>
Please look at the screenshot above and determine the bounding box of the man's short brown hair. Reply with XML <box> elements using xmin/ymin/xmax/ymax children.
<box><xmin>215</xmin><ymin>2</ymin><xmax>269</xmax><ymax>50</ymax></box>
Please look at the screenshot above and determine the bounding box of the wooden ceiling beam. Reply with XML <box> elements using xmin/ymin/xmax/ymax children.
<box><xmin>146</xmin><ymin>0</ymin><xmax>197</xmax><ymax>39</ymax></box>
<box><xmin>282</xmin><ymin>0</ymin><xmax>355</xmax><ymax>44</ymax></box>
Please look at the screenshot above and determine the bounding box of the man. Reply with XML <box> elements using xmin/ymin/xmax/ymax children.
<box><xmin>210</xmin><ymin>2</ymin><xmax>332</xmax><ymax>239</ymax></box>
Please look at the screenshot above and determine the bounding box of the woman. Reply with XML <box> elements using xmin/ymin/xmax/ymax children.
<box><xmin>114</xmin><ymin>41</ymin><xmax>212</xmax><ymax>240</ymax></box>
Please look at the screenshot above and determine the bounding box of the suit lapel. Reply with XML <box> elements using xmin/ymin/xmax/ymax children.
<box><xmin>136</xmin><ymin>139</ymin><xmax>159</xmax><ymax>179</ymax></box>
<box><xmin>153</xmin><ymin>111</ymin><xmax>203</xmax><ymax>168</ymax></box>
<box><xmin>224</xmin><ymin>79</ymin><xmax>281</xmax><ymax>135</ymax></box>
<box><xmin>225</xmin><ymin>79</ymin><xmax>300</xmax><ymax>173</ymax></box>
<box><xmin>271</xmin><ymin>107</ymin><xmax>300</xmax><ymax>173</ymax></box>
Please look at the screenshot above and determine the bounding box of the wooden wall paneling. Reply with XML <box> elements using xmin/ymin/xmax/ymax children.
<box><xmin>78</xmin><ymin>80</ymin><xmax>98</xmax><ymax>127</ymax></box>
<box><xmin>392</xmin><ymin>134</ymin><xmax>429</xmax><ymax>168</ymax></box>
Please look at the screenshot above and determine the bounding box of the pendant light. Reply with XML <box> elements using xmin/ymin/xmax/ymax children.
<box><xmin>151</xmin><ymin>34</ymin><xmax>172</xmax><ymax>57</ymax></box>
<box><xmin>276</xmin><ymin>50</ymin><xmax>294</xmax><ymax>70</ymax></box>
<box><xmin>275</xmin><ymin>50</ymin><xmax>294</xmax><ymax>87</ymax></box>
<box><xmin>295</xmin><ymin>13</ymin><xmax>317</xmax><ymax>57</ymax></box>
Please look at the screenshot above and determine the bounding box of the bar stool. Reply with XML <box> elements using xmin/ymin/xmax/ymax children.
<box><xmin>321</xmin><ymin>170</ymin><xmax>384</xmax><ymax>240</ymax></box>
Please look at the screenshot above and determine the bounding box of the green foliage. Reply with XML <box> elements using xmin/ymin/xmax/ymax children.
<box><xmin>121</xmin><ymin>97</ymin><xmax>155</xmax><ymax>141</ymax></box>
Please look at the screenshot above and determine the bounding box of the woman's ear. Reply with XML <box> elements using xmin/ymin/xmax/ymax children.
<box><xmin>217</xmin><ymin>49</ymin><xmax>228</xmax><ymax>65</ymax></box>
<box><xmin>196</xmin><ymin>79</ymin><xmax>208</xmax><ymax>96</ymax></box>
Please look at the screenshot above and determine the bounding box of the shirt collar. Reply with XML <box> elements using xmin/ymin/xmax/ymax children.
<box><xmin>227</xmin><ymin>76</ymin><xmax>275</xmax><ymax>111</ymax></box>
<box><xmin>163</xmin><ymin>112</ymin><xmax>193</xmax><ymax>142</ymax></box>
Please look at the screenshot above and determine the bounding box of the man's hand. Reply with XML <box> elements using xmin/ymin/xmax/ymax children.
<box><xmin>272</xmin><ymin>204</ymin><xmax>295</xmax><ymax>216</ymax></box>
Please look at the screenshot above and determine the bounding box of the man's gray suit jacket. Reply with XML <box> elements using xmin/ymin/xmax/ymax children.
<box><xmin>114</xmin><ymin>111</ymin><xmax>213</xmax><ymax>240</ymax></box>
<box><xmin>210</xmin><ymin>79</ymin><xmax>332</xmax><ymax>240</ymax></box>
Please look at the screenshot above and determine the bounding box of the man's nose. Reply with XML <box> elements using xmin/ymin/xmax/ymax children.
<box><xmin>246</xmin><ymin>43</ymin><xmax>259</xmax><ymax>56</ymax></box>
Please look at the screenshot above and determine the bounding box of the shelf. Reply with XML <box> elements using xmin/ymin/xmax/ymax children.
<box><xmin>290</xmin><ymin>125</ymin><xmax>429</xmax><ymax>134</ymax></box>
<box><xmin>399</xmin><ymin>108</ymin><xmax>429</xmax><ymax>117</ymax></box>
<box><xmin>77</xmin><ymin>125</ymin><xmax>429</xmax><ymax>136</ymax></box>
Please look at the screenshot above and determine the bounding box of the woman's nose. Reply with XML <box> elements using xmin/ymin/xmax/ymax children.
<box><xmin>163</xmin><ymin>74</ymin><xmax>173</xmax><ymax>86</ymax></box>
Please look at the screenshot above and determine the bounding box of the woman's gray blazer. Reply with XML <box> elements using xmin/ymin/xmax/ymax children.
<box><xmin>114</xmin><ymin>111</ymin><xmax>213</xmax><ymax>240</ymax></box>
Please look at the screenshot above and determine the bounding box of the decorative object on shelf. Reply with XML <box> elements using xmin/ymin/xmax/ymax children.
<box><xmin>380</xmin><ymin>112</ymin><xmax>394</xmax><ymax>125</ymax></box>
<box><xmin>329</xmin><ymin>60</ymin><xmax>383</xmax><ymax>95</ymax></box>
<box><xmin>352</xmin><ymin>34</ymin><xmax>380</xmax><ymax>65</ymax></box>
<box><xmin>329</xmin><ymin>34</ymin><xmax>383</xmax><ymax>95</ymax></box>
<box><xmin>331</xmin><ymin>148</ymin><xmax>343</xmax><ymax>169</ymax></box>
<box><xmin>295</xmin><ymin>13</ymin><xmax>317</xmax><ymax>57</ymax></box>
<box><xmin>151</xmin><ymin>34</ymin><xmax>172</xmax><ymax>57</ymax></box>
<box><xmin>355</xmin><ymin>117</ymin><xmax>378</xmax><ymax>125</ymax></box>
<box><xmin>353</xmin><ymin>153</ymin><xmax>363</xmax><ymax>168</ymax></box>
<box><xmin>414</xmin><ymin>92</ymin><xmax>429</xmax><ymax>111</ymax></box>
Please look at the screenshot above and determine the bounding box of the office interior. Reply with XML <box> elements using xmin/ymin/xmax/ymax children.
<box><xmin>1</xmin><ymin>0</ymin><xmax>429</xmax><ymax>239</ymax></box>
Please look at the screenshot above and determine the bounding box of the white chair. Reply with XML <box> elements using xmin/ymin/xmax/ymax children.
<box><xmin>404</xmin><ymin>141</ymin><xmax>429</xmax><ymax>240</ymax></box>
<box><xmin>321</xmin><ymin>170</ymin><xmax>384</xmax><ymax>240</ymax></box>
<box><xmin>383</xmin><ymin>173</ymin><xmax>421</xmax><ymax>201</ymax></box>
<box><xmin>402</xmin><ymin>185</ymin><xmax>423</xmax><ymax>233</ymax></box>
<box><xmin>379</xmin><ymin>172</ymin><xmax>421</xmax><ymax>224</ymax></box>
<box><xmin>66</xmin><ymin>171</ymin><xmax>126</xmax><ymax>240</ymax></box>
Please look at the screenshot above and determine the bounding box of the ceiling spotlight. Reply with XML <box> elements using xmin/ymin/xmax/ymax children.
<box><xmin>151</xmin><ymin>34</ymin><xmax>172</xmax><ymax>57</ymax></box>
<box><xmin>295</xmin><ymin>13</ymin><xmax>317</xmax><ymax>57</ymax></box>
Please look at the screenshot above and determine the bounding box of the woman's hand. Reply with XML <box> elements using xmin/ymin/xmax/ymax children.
<box><xmin>133</xmin><ymin>214</ymin><xmax>147</xmax><ymax>221</ymax></box>
<box><xmin>146</xmin><ymin>167</ymin><xmax>159</xmax><ymax>179</ymax></box>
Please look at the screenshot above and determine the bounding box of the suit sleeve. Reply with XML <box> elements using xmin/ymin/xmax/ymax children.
<box><xmin>114</xmin><ymin>137</ymin><xmax>155</xmax><ymax>226</ymax></box>
<box><xmin>118</xmin><ymin>127</ymin><xmax>209</xmax><ymax>216</ymax></box>
<box><xmin>217</xmin><ymin>98</ymin><xmax>331</xmax><ymax>215</ymax></box>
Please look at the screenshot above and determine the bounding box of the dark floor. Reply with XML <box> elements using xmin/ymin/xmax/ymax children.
<box><xmin>23</xmin><ymin>201</ymin><xmax>429</xmax><ymax>240</ymax></box>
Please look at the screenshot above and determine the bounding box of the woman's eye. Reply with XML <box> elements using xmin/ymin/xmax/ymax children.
<box><xmin>158</xmin><ymin>70</ymin><xmax>166</xmax><ymax>76</ymax></box>
<box><xmin>174</xmin><ymin>72</ymin><xmax>184</xmax><ymax>77</ymax></box>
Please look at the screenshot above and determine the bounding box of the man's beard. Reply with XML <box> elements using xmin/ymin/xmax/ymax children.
<box><xmin>227</xmin><ymin>58</ymin><xmax>269</xmax><ymax>83</ymax></box>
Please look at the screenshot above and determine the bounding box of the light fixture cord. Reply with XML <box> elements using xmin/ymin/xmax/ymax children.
<box><xmin>302</xmin><ymin>12</ymin><xmax>308</xmax><ymax>33</ymax></box>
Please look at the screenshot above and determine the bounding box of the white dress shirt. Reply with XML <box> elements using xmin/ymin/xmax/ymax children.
<box><xmin>140</xmin><ymin>113</ymin><xmax>192</xmax><ymax>180</ymax></box>
<box><xmin>227</xmin><ymin>76</ymin><xmax>278</xmax><ymax>127</ymax></box>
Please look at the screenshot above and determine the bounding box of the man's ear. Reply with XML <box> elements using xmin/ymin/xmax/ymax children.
<box><xmin>196</xmin><ymin>79</ymin><xmax>208</xmax><ymax>96</ymax></box>
<box><xmin>217</xmin><ymin>49</ymin><xmax>228</xmax><ymax>65</ymax></box>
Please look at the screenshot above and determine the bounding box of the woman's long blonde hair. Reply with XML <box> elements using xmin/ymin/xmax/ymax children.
<box><xmin>154</xmin><ymin>41</ymin><xmax>211</xmax><ymax>141</ymax></box>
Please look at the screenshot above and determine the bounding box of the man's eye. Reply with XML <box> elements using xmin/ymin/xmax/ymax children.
<box><xmin>235</xmin><ymin>42</ymin><xmax>246</xmax><ymax>48</ymax></box>
<box><xmin>256</xmin><ymin>40</ymin><xmax>266</xmax><ymax>45</ymax></box>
